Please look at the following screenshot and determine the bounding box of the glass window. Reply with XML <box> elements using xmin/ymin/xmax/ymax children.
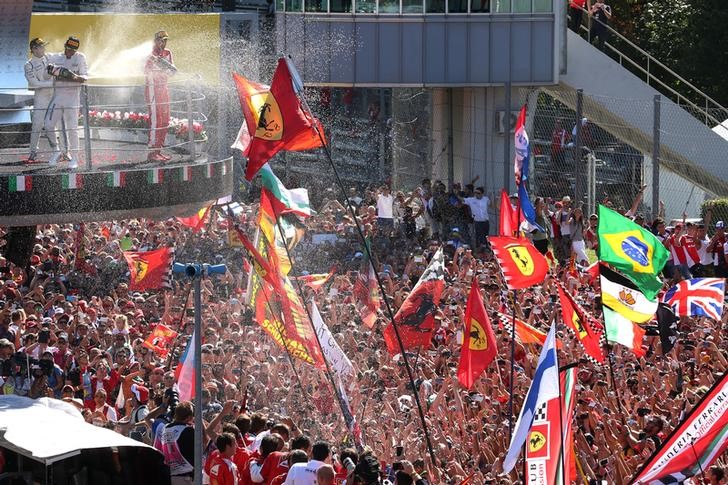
<box><xmin>512</xmin><ymin>0</ymin><xmax>530</xmax><ymax>11</ymax></box>
<box><xmin>305</xmin><ymin>0</ymin><xmax>328</xmax><ymax>11</ymax></box>
<box><xmin>276</xmin><ymin>0</ymin><xmax>285</xmax><ymax>11</ymax></box>
<box><xmin>448</xmin><ymin>0</ymin><xmax>468</xmax><ymax>12</ymax></box>
<box><xmin>286</xmin><ymin>0</ymin><xmax>303</xmax><ymax>11</ymax></box>
<box><xmin>425</xmin><ymin>0</ymin><xmax>445</xmax><ymax>12</ymax></box>
<box><xmin>379</xmin><ymin>0</ymin><xmax>400</xmax><ymax>13</ymax></box>
<box><xmin>493</xmin><ymin>0</ymin><xmax>510</xmax><ymax>11</ymax></box>
<box><xmin>469</xmin><ymin>0</ymin><xmax>489</xmax><ymax>12</ymax></box>
<box><xmin>330</xmin><ymin>0</ymin><xmax>352</xmax><ymax>12</ymax></box>
<box><xmin>533</xmin><ymin>0</ymin><xmax>551</xmax><ymax>11</ymax></box>
<box><xmin>355</xmin><ymin>0</ymin><xmax>376</xmax><ymax>12</ymax></box>
<box><xmin>402</xmin><ymin>0</ymin><xmax>423</xmax><ymax>12</ymax></box>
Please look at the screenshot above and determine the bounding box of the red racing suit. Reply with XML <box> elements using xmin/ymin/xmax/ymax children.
<box><xmin>144</xmin><ymin>47</ymin><xmax>174</xmax><ymax>149</ymax></box>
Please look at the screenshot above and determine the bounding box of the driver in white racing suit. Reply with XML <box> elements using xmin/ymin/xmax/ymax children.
<box><xmin>23</xmin><ymin>37</ymin><xmax>59</xmax><ymax>164</ymax></box>
<box><xmin>45</xmin><ymin>36</ymin><xmax>87</xmax><ymax>168</ymax></box>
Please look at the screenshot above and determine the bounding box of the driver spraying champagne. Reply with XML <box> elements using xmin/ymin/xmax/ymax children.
<box><xmin>144</xmin><ymin>31</ymin><xmax>177</xmax><ymax>162</ymax></box>
<box><xmin>45</xmin><ymin>36</ymin><xmax>88</xmax><ymax>169</ymax></box>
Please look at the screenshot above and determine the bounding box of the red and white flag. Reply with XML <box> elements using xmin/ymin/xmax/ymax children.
<box><xmin>175</xmin><ymin>331</ymin><xmax>196</xmax><ymax>402</ymax></box>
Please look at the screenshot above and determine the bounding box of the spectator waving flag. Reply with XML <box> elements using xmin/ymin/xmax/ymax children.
<box><xmin>383</xmin><ymin>248</ymin><xmax>445</xmax><ymax>354</ymax></box>
<box><xmin>597</xmin><ymin>204</ymin><xmax>669</xmax><ymax>300</ymax></box>
<box><xmin>232</xmin><ymin>58</ymin><xmax>325</xmax><ymax>181</ymax></box>
<box><xmin>122</xmin><ymin>247</ymin><xmax>173</xmax><ymax>291</ymax></box>
<box><xmin>662</xmin><ymin>278</ymin><xmax>725</xmax><ymax>321</ymax></box>
<box><xmin>457</xmin><ymin>278</ymin><xmax>497</xmax><ymax>389</ymax></box>
<box><xmin>489</xmin><ymin>236</ymin><xmax>548</xmax><ymax>290</ymax></box>
<box><xmin>176</xmin><ymin>205</ymin><xmax>212</xmax><ymax>233</ymax></box>
<box><xmin>503</xmin><ymin>323</ymin><xmax>559</xmax><ymax>474</ymax></box>
<box><xmin>499</xmin><ymin>189</ymin><xmax>519</xmax><ymax>236</ymax></box>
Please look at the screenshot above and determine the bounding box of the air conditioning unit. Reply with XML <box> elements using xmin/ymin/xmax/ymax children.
<box><xmin>495</xmin><ymin>110</ymin><xmax>520</xmax><ymax>134</ymax></box>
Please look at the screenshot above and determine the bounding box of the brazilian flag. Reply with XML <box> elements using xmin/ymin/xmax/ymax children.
<box><xmin>597</xmin><ymin>205</ymin><xmax>669</xmax><ymax>300</ymax></box>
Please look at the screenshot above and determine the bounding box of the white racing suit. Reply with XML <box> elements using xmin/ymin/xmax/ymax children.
<box><xmin>45</xmin><ymin>51</ymin><xmax>88</xmax><ymax>164</ymax></box>
<box><xmin>23</xmin><ymin>54</ymin><xmax>58</xmax><ymax>156</ymax></box>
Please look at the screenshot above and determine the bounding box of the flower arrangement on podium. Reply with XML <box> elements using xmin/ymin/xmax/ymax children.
<box><xmin>80</xmin><ymin>111</ymin><xmax>207</xmax><ymax>146</ymax></box>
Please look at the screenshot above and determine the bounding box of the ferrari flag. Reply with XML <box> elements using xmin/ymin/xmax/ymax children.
<box><xmin>233</xmin><ymin>58</ymin><xmax>324</xmax><ymax>181</ymax></box>
<box><xmin>457</xmin><ymin>279</ymin><xmax>497</xmax><ymax>389</ymax></box>
<box><xmin>631</xmin><ymin>370</ymin><xmax>728</xmax><ymax>484</ymax></box>
<box><xmin>123</xmin><ymin>247</ymin><xmax>173</xmax><ymax>291</ymax></box>
<box><xmin>558</xmin><ymin>284</ymin><xmax>605</xmax><ymax>363</ymax></box>
<box><xmin>143</xmin><ymin>324</ymin><xmax>178</xmax><ymax>358</ymax></box>
<box><xmin>489</xmin><ymin>236</ymin><xmax>548</xmax><ymax>290</ymax></box>
<box><xmin>383</xmin><ymin>248</ymin><xmax>445</xmax><ymax>354</ymax></box>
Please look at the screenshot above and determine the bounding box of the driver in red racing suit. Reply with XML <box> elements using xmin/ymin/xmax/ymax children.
<box><xmin>144</xmin><ymin>30</ymin><xmax>177</xmax><ymax>162</ymax></box>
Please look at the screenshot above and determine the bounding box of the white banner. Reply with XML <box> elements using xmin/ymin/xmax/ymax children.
<box><xmin>311</xmin><ymin>302</ymin><xmax>354</xmax><ymax>380</ymax></box>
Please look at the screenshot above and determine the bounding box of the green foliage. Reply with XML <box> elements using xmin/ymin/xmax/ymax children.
<box><xmin>701</xmin><ymin>199</ymin><xmax>728</xmax><ymax>230</ymax></box>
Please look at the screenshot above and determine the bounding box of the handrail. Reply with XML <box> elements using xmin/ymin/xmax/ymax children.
<box><xmin>575</xmin><ymin>4</ymin><xmax>728</xmax><ymax>128</ymax></box>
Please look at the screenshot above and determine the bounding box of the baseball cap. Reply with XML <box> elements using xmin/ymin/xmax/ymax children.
<box><xmin>716</xmin><ymin>221</ymin><xmax>725</xmax><ymax>229</ymax></box>
<box><xmin>29</xmin><ymin>38</ymin><xmax>48</xmax><ymax>49</ymax></box>
<box><xmin>562</xmin><ymin>195</ymin><xmax>572</xmax><ymax>202</ymax></box>
<box><xmin>155</xmin><ymin>30</ymin><xmax>169</xmax><ymax>40</ymax></box>
<box><xmin>64</xmin><ymin>36</ymin><xmax>80</xmax><ymax>50</ymax></box>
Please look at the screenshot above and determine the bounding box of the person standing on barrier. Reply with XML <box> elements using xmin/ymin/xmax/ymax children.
<box><xmin>145</xmin><ymin>30</ymin><xmax>177</xmax><ymax>163</ymax></box>
<box><xmin>45</xmin><ymin>36</ymin><xmax>88</xmax><ymax>169</ymax></box>
<box><xmin>24</xmin><ymin>38</ymin><xmax>59</xmax><ymax>165</ymax></box>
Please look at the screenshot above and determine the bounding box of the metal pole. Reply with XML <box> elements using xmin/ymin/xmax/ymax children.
<box><xmin>193</xmin><ymin>273</ymin><xmax>203</xmax><ymax>485</ymax></box>
<box><xmin>504</xmin><ymin>82</ymin><xmax>512</xmax><ymax>190</ymax></box>
<box><xmin>652</xmin><ymin>95</ymin><xmax>661</xmax><ymax>221</ymax></box>
<box><xmin>447</xmin><ymin>88</ymin><xmax>454</xmax><ymax>188</ymax></box>
<box><xmin>187</xmin><ymin>84</ymin><xmax>196</xmax><ymax>159</ymax></box>
<box><xmin>82</xmin><ymin>84</ymin><xmax>93</xmax><ymax>170</ymax></box>
<box><xmin>574</xmin><ymin>89</ymin><xmax>583</xmax><ymax>203</ymax></box>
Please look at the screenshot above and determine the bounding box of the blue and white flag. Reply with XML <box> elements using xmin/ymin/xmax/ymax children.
<box><xmin>502</xmin><ymin>323</ymin><xmax>560</xmax><ymax>474</ymax></box>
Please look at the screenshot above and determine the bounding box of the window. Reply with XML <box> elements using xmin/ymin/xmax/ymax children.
<box><xmin>286</xmin><ymin>0</ymin><xmax>303</xmax><ymax>11</ymax></box>
<box><xmin>402</xmin><ymin>0</ymin><xmax>423</xmax><ymax>12</ymax></box>
<box><xmin>330</xmin><ymin>0</ymin><xmax>353</xmax><ymax>12</ymax></box>
<box><xmin>425</xmin><ymin>0</ymin><xmax>445</xmax><ymax>12</ymax></box>
<box><xmin>512</xmin><ymin>0</ymin><xmax>531</xmax><ymax>12</ymax></box>
<box><xmin>470</xmin><ymin>0</ymin><xmax>489</xmax><ymax>12</ymax></box>
<box><xmin>355</xmin><ymin>0</ymin><xmax>376</xmax><ymax>13</ymax></box>
<box><xmin>305</xmin><ymin>0</ymin><xmax>328</xmax><ymax>11</ymax></box>
<box><xmin>379</xmin><ymin>0</ymin><xmax>400</xmax><ymax>13</ymax></box>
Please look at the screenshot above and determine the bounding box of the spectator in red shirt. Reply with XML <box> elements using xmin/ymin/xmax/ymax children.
<box><xmin>250</xmin><ymin>434</ymin><xmax>285</xmax><ymax>483</ymax></box>
<box><xmin>209</xmin><ymin>433</ymin><xmax>239</xmax><ymax>485</ymax></box>
<box><xmin>270</xmin><ymin>450</ymin><xmax>308</xmax><ymax>485</ymax></box>
<box><xmin>569</xmin><ymin>0</ymin><xmax>587</xmax><ymax>31</ymax></box>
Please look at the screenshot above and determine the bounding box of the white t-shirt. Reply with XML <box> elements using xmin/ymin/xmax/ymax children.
<box><xmin>464</xmin><ymin>196</ymin><xmax>490</xmax><ymax>222</ymax></box>
<box><xmin>377</xmin><ymin>194</ymin><xmax>394</xmax><ymax>219</ymax></box>
<box><xmin>697</xmin><ymin>236</ymin><xmax>713</xmax><ymax>265</ymax></box>
<box><xmin>283</xmin><ymin>459</ymin><xmax>327</xmax><ymax>485</ymax></box>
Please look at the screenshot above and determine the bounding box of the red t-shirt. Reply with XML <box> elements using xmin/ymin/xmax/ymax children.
<box><xmin>208</xmin><ymin>452</ymin><xmax>238</xmax><ymax>485</ymax></box>
<box><xmin>260</xmin><ymin>452</ymin><xmax>289</xmax><ymax>484</ymax></box>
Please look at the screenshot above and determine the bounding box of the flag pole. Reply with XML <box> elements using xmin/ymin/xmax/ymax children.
<box><xmin>603</xmin><ymin>340</ymin><xmax>626</xmax><ymax>418</ymax></box>
<box><xmin>268</xmin><ymin>203</ymin><xmax>362</xmax><ymax>449</ymax></box>
<box><xmin>287</xmin><ymin>55</ymin><xmax>438</xmax><ymax>470</ymax></box>
<box><xmin>507</xmin><ymin>289</ymin><xmax>518</xmax><ymax>442</ymax></box>
<box><xmin>689</xmin><ymin>439</ymin><xmax>707</xmax><ymax>481</ymax></box>
<box><xmin>555</xmin><ymin>315</ymin><xmax>567</xmax><ymax>485</ymax></box>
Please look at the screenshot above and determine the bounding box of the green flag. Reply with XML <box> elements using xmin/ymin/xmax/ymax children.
<box><xmin>597</xmin><ymin>205</ymin><xmax>668</xmax><ymax>299</ymax></box>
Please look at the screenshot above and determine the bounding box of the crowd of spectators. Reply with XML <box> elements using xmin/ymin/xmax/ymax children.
<box><xmin>0</xmin><ymin>178</ymin><xmax>726</xmax><ymax>484</ymax></box>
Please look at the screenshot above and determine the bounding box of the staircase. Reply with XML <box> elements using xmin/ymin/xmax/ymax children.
<box><xmin>544</xmin><ymin>19</ymin><xmax>728</xmax><ymax>197</ymax></box>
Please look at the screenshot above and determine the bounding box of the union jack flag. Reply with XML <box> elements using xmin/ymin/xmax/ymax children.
<box><xmin>662</xmin><ymin>278</ymin><xmax>725</xmax><ymax>321</ymax></box>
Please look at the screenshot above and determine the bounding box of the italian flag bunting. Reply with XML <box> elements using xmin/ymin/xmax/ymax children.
<box><xmin>205</xmin><ymin>163</ymin><xmax>213</xmax><ymax>178</ymax></box>
<box><xmin>178</xmin><ymin>166</ymin><xmax>192</xmax><ymax>182</ymax></box>
<box><xmin>147</xmin><ymin>168</ymin><xmax>163</xmax><ymax>184</ymax></box>
<box><xmin>61</xmin><ymin>173</ymin><xmax>83</xmax><ymax>190</ymax></box>
<box><xmin>8</xmin><ymin>175</ymin><xmax>32</xmax><ymax>192</ymax></box>
<box><xmin>106</xmin><ymin>171</ymin><xmax>126</xmax><ymax>188</ymax></box>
